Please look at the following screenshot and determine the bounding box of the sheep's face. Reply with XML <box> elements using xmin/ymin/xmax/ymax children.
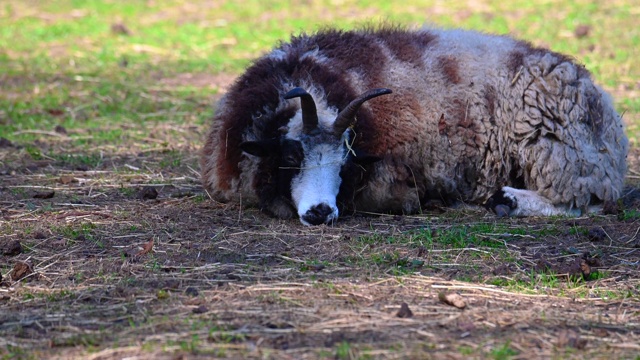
<box><xmin>240</xmin><ymin>87</ymin><xmax>391</xmax><ymax>225</ymax></box>
<box><xmin>241</xmin><ymin>129</ymin><xmax>380</xmax><ymax>225</ymax></box>
<box><xmin>290</xmin><ymin>131</ymin><xmax>350</xmax><ymax>225</ymax></box>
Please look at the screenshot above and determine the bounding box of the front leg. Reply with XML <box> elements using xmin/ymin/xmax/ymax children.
<box><xmin>485</xmin><ymin>186</ymin><xmax>581</xmax><ymax>217</ymax></box>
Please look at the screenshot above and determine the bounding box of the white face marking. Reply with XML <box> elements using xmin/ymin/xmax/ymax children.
<box><xmin>290</xmin><ymin>137</ymin><xmax>348</xmax><ymax>226</ymax></box>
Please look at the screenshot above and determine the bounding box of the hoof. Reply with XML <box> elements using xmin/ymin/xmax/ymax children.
<box><xmin>494</xmin><ymin>204</ymin><xmax>511</xmax><ymax>218</ymax></box>
<box><xmin>485</xmin><ymin>189</ymin><xmax>517</xmax><ymax>217</ymax></box>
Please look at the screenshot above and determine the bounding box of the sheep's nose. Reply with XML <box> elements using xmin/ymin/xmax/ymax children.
<box><xmin>301</xmin><ymin>203</ymin><xmax>335</xmax><ymax>225</ymax></box>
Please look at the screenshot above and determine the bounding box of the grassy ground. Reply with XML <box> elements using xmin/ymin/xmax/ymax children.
<box><xmin>1</xmin><ymin>1</ymin><xmax>639</xmax><ymax>359</ymax></box>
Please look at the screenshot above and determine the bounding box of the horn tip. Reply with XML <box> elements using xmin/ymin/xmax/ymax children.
<box><xmin>284</xmin><ymin>87</ymin><xmax>309</xmax><ymax>99</ymax></box>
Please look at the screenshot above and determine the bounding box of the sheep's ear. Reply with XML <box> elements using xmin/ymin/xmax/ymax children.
<box><xmin>240</xmin><ymin>140</ymin><xmax>279</xmax><ymax>157</ymax></box>
<box><xmin>353</xmin><ymin>149</ymin><xmax>382</xmax><ymax>165</ymax></box>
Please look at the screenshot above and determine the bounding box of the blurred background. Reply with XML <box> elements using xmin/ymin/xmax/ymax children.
<box><xmin>1</xmin><ymin>0</ymin><xmax>638</xmax><ymax>151</ymax></box>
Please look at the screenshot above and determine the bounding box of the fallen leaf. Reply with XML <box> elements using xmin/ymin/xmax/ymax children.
<box><xmin>310</xmin><ymin>264</ymin><xmax>325</xmax><ymax>272</ymax></box>
<box><xmin>574</xmin><ymin>24</ymin><xmax>591</xmax><ymax>38</ymax></box>
<box><xmin>557</xmin><ymin>329</ymin><xmax>587</xmax><ymax>349</ymax></box>
<box><xmin>11</xmin><ymin>261</ymin><xmax>33</xmax><ymax>281</ymax></box>
<box><xmin>438</xmin><ymin>292</ymin><xmax>466</xmax><ymax>309</ymax></box>
<box><xmin>192</xmin><ymin>305</ymin><xmax>209</xmax><ymax>314</ymax></box>
<box><xmin>569</xmin><ymin>337</ymin><xmax>588</xmax><ymax>349</ymax></box>
<box><xmin>157</xmin><ymin>289</ymin><xmax>169</xmax><ymax>299</ymax></box>
<box><xmin>59</xmin><ymin>175</ymin><xmax>77</xmax><ymax>184</ymax></box>
<box><xmin>33</xmin><ymin>191</ymin><xmax>55</xmax><ymax>199</ymax></box>
<box><xmin>580</xmin><ymin>259</ymin><xmax>591</xmax><ymax>278</ymax></box>
<box><xmin>396</xmin><ymin>302</ymin><xmax>413</xmax><ymax>318</ymax></box>
<box><xmin>1</xmin><ymin>240</ymin><xmax>23</xmax><ymax>256</ymax></box>
<box><xmin>557</xmin><ymin>330</ymin><xmax>569</xmax><ymax>348</ymax></box>
<box><xmin>136</xmin><ymin>239</ymin><xmax>154</xmax><ymax>256</ymax></box>
<box><xmin>183</xmin><ymin>298</ymin><xmax>204</xmax><ymax>306</ymax></box>
<box><xmin>54</xmin><ymin>124</ymin><xmax>67</xmax><ymax>133</ymax></box>
<box><xmin>593</xmin><ymin>328</ymin><xmax>609</xmax><ymax>337</ymax></box>
<box><xmin>111</xmin><ymin>22</ymin><xmax>132</xmax><ymax>36</ymax></box>
<box><xmin>47</xmin><ymin>109</ymin><xmax>65</xmax><ymax>117</ymax></box>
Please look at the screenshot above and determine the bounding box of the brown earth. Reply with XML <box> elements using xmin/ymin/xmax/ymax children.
<box><xmin>0</xmin><ymin>126</ymin><xmax>639</xmax><ymax>359</ymax></box>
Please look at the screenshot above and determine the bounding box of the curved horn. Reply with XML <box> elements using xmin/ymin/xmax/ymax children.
<box><xmin>284</xmin><ymin>87</ymin><xmax>319</xmax><ymax>134</ymax></box>
<box><xmin>333</xmin><ymin>88</ymin><xmax>392</xmax><ymax>136</ymax></box>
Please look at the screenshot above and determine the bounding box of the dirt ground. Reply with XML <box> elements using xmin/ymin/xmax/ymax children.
<box><xmin>1</xmin><ymin>125</ymin><xmax>639</xmax><ymax>359</ymax></box>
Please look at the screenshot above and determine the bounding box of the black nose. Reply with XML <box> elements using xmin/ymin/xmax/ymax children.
<box><xmin>301</xmin><ymin>203</ymin><xmax>334</xmax><ymax>225</ymax></box>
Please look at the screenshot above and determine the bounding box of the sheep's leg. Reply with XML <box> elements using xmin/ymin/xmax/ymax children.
<box><xmin>485</xmin><ymin>186</ymin><xmax>581</xmax><ymax>217</ymax></box>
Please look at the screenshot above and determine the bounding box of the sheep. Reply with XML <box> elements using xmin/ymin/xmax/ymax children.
<box><xmin>200</xmin><ymin>26</ymin><xmax>628</xmax><ymax>226</ymax></box>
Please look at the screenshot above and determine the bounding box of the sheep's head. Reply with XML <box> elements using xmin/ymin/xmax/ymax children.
<box><xmin>240</xmin><ymin>87</ymin><xmax>392</xmax><ymax>225</ymax></box>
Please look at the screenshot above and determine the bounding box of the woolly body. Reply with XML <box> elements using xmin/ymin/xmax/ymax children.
<box><xmin>200</xmin><ymin>27</ymin><xmax>628</xmax><ymax>223</ymax></box>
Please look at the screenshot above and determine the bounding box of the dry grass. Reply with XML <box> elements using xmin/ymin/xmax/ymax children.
<box><xmin>1</xmin><ymin>136</ymin><xmax>640</xmax><ymax>358</ymax></box>
<box><xmin>1</xmin><ymin>1</ymin><xmax>640</xmax><ymax>357</ymax></box>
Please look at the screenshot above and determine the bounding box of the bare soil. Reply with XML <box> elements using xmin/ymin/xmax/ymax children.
<box><xmin>1</xmin><ymin>124</ymin><xmax>639</xmax><ymax>359</ymax></box>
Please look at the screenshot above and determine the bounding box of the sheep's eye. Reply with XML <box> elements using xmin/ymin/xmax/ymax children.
<box><xmin>283</xmin><ymin>155</ymin><xmax>299</xmax><ymax>167</ymax></box>
<box><xmin>279</xmin><ymin>139</ymin><xmax>303</xmax><ymax>168</ymax></box>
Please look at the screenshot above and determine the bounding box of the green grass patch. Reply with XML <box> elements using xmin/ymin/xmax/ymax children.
<box><xmin>359</xmin><ymin>222</ymin><xmax>554</xmax><ymax>249</ymax></box>
<box><xmin>52</xmin><ymin>222</ymin><xmax>102</xmax><ymax>247</ymax></box>
<box><xmin>335</xmin><ymin>341</ymin><xmax>353</xmax><ymax>360</ymax></box>
<box><xmin>620</xmin><ymin>208</ymin><xmax>640</xmax><ymax>221</ymax></box>
<box><xmin>490</xmin><ymin>341</ymin><xmax>519</xmax><ymax>360</ymax></box>
<box><xmin>369</xmin><ymin>252</ymin><xmax>425</xmax><ymax>275</ymax></box>
<box><xmin>52</xmin><ymin>153</ymin><xmax>103</xmax><ymax>168</ymax></box>
<box><xmin>1</xmin><ymin>0</ymin><xmax>638</xmax><ymax>150</ymax></box>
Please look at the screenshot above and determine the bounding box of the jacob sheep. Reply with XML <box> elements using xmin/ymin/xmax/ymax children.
<box><xmin>200</xmin><ymin>26</ymin><xmax>628</xmax><ymax>226</ymax></box>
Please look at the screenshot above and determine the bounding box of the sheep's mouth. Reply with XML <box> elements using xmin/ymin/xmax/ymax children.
<box><xmin>299</xmin><ymin>202</ymin><xmax>339</xmax><ymax>226</ymax></box>
<box><xmin>265</xmin><ymin>196</ymin><xmax>297</xmax><ymax>220</ymax></box>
